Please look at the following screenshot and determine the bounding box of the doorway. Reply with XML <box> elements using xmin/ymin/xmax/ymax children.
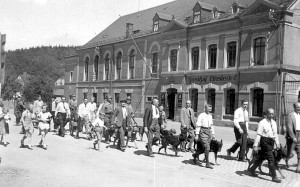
<box><xmin>167</xmin><ymin>88</ymin><xmax>177</xmax><ymax>119</ymax></box>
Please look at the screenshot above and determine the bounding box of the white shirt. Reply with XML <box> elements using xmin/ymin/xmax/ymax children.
<box><xmin>152</xmin><ymin>105</ymin><xmax>159</xmax><ymax>119</ymax></box>
<box><xmin>254</xmin><ymin>118</ymin><xmax>279</xmax><ymax>147</ymax></box>
<box><xmin>234</xmin><ymin>107</ymin><xmax>249</xmax><ymax>130</ymax></box>
<box><xmin>38</xmin><ymin>112</ymin><xmax>52</xmax><ymax>125</ymax></box>
<box><xmin>92</xmin><ymin>118</ymin><xmax>105</xmax><ymax>127</ymax></box>
<box><xmin>33</xmin><ymin>100</ymin><xmax>44</xmax><ymax>114</ymax></box>
<box><xmin>88</xmin><ymin>102</ymin><xmax>97</xmax><ymax>113</ymax></box>
<box><xmin>293</xmin><ymin>112</ymin><xmax>300</xmax><ymax>131</ymax></box>
<box><xmin>195</xmin><ymin>112</ymin><xmax>215</xmax><ymax>135</ymax></box>
<box><xmin>55</xmin><ymin>102</ymin><xmax>70</xmax><ymax>116</ymax></box>
<box><xmin>78</xmin><ymin>103</ymin><xmax>91</xmax><ymax>119</ymax></box>
<box><xmin>51</xmin><ymin>101</ymin><xmax>57</xmax><ymax>112</ymax></box>
<box><xmin>122</xmin><ymin>107</ymin><xmax>127</xmax><ymax>118</ymax></box>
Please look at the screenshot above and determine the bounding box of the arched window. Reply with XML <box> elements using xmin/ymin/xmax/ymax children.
<box><xmin>254</xmin><ymin>37</ymin><xmax>266</xmax><ymax>65</ymax></box>
<box><xmin>116</xmin><ymin>52</ymin><xmax>122</xmax><ymax>80</ymax></box>
<box><xmin>84</xmin><ymin>57</ymin><xmax>89</xmax><ymax>81</ymax></box>
<box><xmin>129</xmin><ymin>50</ymin><xmax>135</xmax><ymax>79</ymax></box>
<box><xmin>152</xmin><ymin>52</ymin><xmax>158</xmax><ymax>77</ymax></box>
<box><xmin>253</xmin><ymin>88</ymin><xmax>264</xmax><ymax>117</ymax></box>
<box><xmin>225</xmin><ymin>89</ymin><xmax>235</xmax><ymax>115</ymax></box>
<box><xmin>208</xmin><ymin>44</ymin><xmax>217</xmax><ymax>69</ymax></box>
<box><xmin>94</xmin><ymin>55</ymin><xmax>99</xmax><ymax>81</ymax></box>
<box><xmin>227</xmin><ymin>41</ymin><xmax>237</xmax><ymax>68</ymax></box>
<box><xmin>170</xmin><ymin>49</ymin><xmax>177</xmax><ymax>71</ymax></box>
<box><xmin>104</xmin><ymin>54</ymin><xmax>110</xmax><ymax>80</ymax></box>
<box><xmin>191</xmin><ymin>47</ymin><xmax>199</xmax><ymax>70</ymax></box>
<box><xmin>207</xmin><ymin>89</ymin><xmax>216</xmax><ymax>113</ymax></box>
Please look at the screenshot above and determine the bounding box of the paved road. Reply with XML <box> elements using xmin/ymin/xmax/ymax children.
<box><xmin>0</xmin><ymin>113</ymin><xmax>299</xmax><ymax>187</ymax></box>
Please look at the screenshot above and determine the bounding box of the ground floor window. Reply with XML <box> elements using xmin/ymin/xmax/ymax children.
<box><xmin>190</xmin><ymin>89</ymin><xmax>198</xmax><ymax>113</ymax></box>
<box><xmin>103</xmin><ymin>93</ymin><xmax>108</xmax><ymax>101</ymax></box>
<box><xmin>207</xmin><ymin>89</ymin><xmax>215</xmax><ymax>113</ymax></box>
<box><xmin>253</xmin><ymin>88</ymin><xmax>264</xmax><ymax>117</ymax></box>
<box><xmin>225</xmin><ymin>89</ymin><xmax>235</xmax><ymax>115</ymax></box>
<box><xmin>83</xmin><ymin>93</ymin><xmax>87</xmax><ymax>99</ymax></box>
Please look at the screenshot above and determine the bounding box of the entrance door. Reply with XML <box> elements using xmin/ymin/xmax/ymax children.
<box><xmin>167</xmin><ymin>88</ymin><xmax>177</xmax><ymax>119</ymax></box>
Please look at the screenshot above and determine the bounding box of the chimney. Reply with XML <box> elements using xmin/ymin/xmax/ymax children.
<box><xmin>126</xmin><ymin>23</ymin><xmax>133</xmax><ymax>38</ymax></box>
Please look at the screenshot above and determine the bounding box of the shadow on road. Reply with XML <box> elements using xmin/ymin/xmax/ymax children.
<box><xmin>218</xmin><ymin>155</ymin><xmax>238</xmax><ymax>161</ymax></box>
<box><xmin>134</xmin><ymin>150</ymin><xmax>149</xmax><ymax>156</ymax></box>
<box><xmin>235</xmin><ymin>170</ymin><xmax>272</xmax><ymax>182</ymax></box>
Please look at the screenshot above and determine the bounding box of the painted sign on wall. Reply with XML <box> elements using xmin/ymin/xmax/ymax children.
<box><xmin>187</xmin><ymin>74</ymin><xmax>238</xmax><ymax>84</ymax></box>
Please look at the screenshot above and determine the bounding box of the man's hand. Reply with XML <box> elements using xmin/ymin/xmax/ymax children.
<box><xmin>239</xmin><ymin>128</ymin><xmax>244</xmax><ymax>134</ymax></box>
<box><xmin>195</xmin><ymin>134</ymin><xmax>199</xmax><ymax>141</ymax></box>
<box><xmin>293</xmin><ymin>138</ymin><xmax>297</xmax><ymax>143</ymax></box>
<box><xmin>253</xmin><ymin>146</ymin><xmax>258</xmax><ymax>153</ymax></box>
<box><xmin>144</xmin><ymin>127</ymin><xmax>148</xmax><ymax>133</ymax></box>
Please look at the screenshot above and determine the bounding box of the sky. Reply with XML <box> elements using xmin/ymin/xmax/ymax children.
<box><xmin>0</xmin><ymin>0</ymin><xmax>174</xmax><ymax>50</ymax></box>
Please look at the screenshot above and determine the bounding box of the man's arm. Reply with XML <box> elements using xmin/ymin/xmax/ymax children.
<box><xmin>195</xmin><ymin>113</ymin><xmax>202</xmax><ymax>135</ymax></box>
<box><xmin>54</xmin><ymin>103</ymin><xmax>59</xmax><ymax>117</ymax></box>
<box><xmin>286</xmin><ymin>113</ymin><xmax>296</xmax><ymax>140</ymax></box>
<box><xmin>233</xmin><ymin>109</ymin><xmax>242</xmax><ymax>131</ymax></box>
<box><xmin>180</xmin><ymin>108</ymin><xmax>186</xmax><ymax>126</ymax></box>
<box><xmin>143</xmin><ymin>108</ymin><xmax>150</xmax><ymax>128</ymax></box>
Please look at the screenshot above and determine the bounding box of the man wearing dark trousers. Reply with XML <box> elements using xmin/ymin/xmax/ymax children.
<box><xmin>144</xmin><ymin>98</ymin><xmax>160</xmax><ymax>157</ymax></box>
<box><xmin>247</xmin><ymin>108</ymin><xmax>281</xmax><ymax>183</ymax></box>
<box><xmin>227</xmin><ymin>100</ymin><xmax>249</xmax><ymax>161</ymax></box>
<box><xmin>286</xmin><ymin>102</ymin><xmax>300</xmax><ymax>172</ymax></box>
<box><xmin>55</xmin><ymin>96</ymin><xmax>70</xmax><ymax>137</ymax></box>
<box><xmin>112</xmin><ymin>99</ymin><xmax>130</xmax><ymax>151</ymax></box>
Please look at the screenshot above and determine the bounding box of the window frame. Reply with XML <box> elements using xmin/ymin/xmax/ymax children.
<box><xmin>153</xmin><ymin>21</ymin><xmax>159</xmax><ymax>32</ymax></box>
<box><xmin>115</xmin><ymin>52</ymin><xmax>122</xmax><ymax>80</ymax></box>
<box><xmin>104</xmin><ymin>54</ymin><xmax>110</xmax><ymax>80</ymax></box>
<box><xmin>84</xmin><ymin>56</ymin><xmax>89</xmax><ymax>81</ymax></box>
<box><xmin>252</xmin><ymin>88</ymin><xmax>264</xmax><ymax>117</ymax></box>
<box><xmin>193</xmin><ymin>11</ymin><xmax>201</xmax><ymax>24</ymax></box>
<box><xmin>253</xmin><ymin>37</ymin><xmax>266</xmax><ymax>66</ymax></box>
<box><xmin>70</xmin><ymin>71</ymin><xmax>73</xmax><ymax>82</ymax></box>
<box><xmin>226</xmin><ymin>41</ymin><xmax>237</xmax><ymax>68</ymax></box>
<box><xmin>93</xmin><ymin>55</ymin><xmax>99</xmax><ymax>81</ymax></box>
<box><xmin>225</xmin><ymin>89</ymin><xmax>235</xmax><ymax>115</ymax></box>
<box><xmin>128</xmin><ymin>49</ymin><xmax>135</xmax><ymax>79</ymax></box>
<box><xmin>208</xmin><ymin>44</ymin><xmax>218</xmax><ymax>69</ymax></box>
<box><xmin>151</xmin><ymin>52</ymin><xmax>158</xmax><ymax>77</ymax></box>
<box><xmin>169</xmin><ymin>48</ymin><xmax>178</xmax><ymax>72</ymax></box>
<box><xmin>191</xmin><ymin>46</ymin><xmax>200</xmax><ymax>70</ymax></box>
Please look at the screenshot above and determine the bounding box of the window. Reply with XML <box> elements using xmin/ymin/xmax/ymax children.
<box><xmin>84</xmin><ymin>57</ymin><xmax>89</xmax><ymax>81</ymax></box>
<box><xmin>193</xmin><ymin>11</ymin><xmax>200</xmax><ymax>23</ymax></box>
<box><xmin>170</xmin><ymin>49</ymin><xmax>177</xmax><ymax>71</ymax></box>
<box><xmin>153</xmin><ymin>21</ymin><xmax>159</xmax><ymax>32</ymax></box>
<box><xmin>129</xmin><ymin>50</ymin><xmax>135</xmax><ymax>79</ymax></box>
<box><xmin>93</xmin><ymin>93</ymin><xmax>97</xmax><ymax>103</ymax></box>
<box><xmin>116</xmin><ymin>52</ymin><xmax>122</xmax><ymax>80</ymax></box>
<box><xmin>103</xmin><ymin>93</ymin><xmax>108</xmax><ymax>100</ymax></box>
<box><xmin>213</xmin><ymin>10</ymin><xmax>219</xmax><ymax>18</ymax></box>
<box><xmin>1</xmin><ymin>63</ymin><xmax>4</xmax><ymax>69</ymax></box>
<box><xmin>191</xmin><ymin>47</ymin><xmax>199</xmax><ymax>70</ymax></box>
<box><xmin>127</xmin><ymin>93</ymin><xmax>132</xmax><ymax>100</ymax></box>
<box><xmin>70</xmin><ymin>71</ymin><xmax>73</xmax><ymax>82</ymax></box>
<box><xmin>232</xmin><ymin>5</ymin><xmax>238</xmax><ymax>14</ymax></box>
<box><xmin>253</xmin><ymin>89</ymin><xmax>264</xmax><ymax>117</ymax></box>
<box><xmin>253</xmin><ymin>37</ymin><xmax>266</xmax><ymax>65</ymax></box>
<box><xmin>208</xmin><ymin>44</ymin><xmax>217</xmax><ymax>69</ymax></box>
<box><xmin>94</xmin><ymin>55</ymin><xmax>99</xmax><ymax>81</ymax></box>
<box><xmin>115</xmin><ymin>93</ymin><xmax>120</xmax><ymax>106</ymax></box>
<box><xmin>146</xmin><ymin>95</ymin><xmax>158</xmax><ymax>103</ymax></box>
<box><xmin>83</xmin><ymin>93</ymin><xmax>87</xmax><ymax>99</ymax></box>
<box><xmin>227</xmin><ymin>41</ymin><xmax>237</xmax><ymax>68</ymax></box>
<box><xmin>298</xmin><ymin>91</ymin><xmax>300</xmax><ymax>102</ymax></box>
<box><xmin>190</xmin><ymin>89</ymin><xmax>198</xmax><ymax>113</ymax></box>
<box><xmin>104</xmin><ymin>54</ymin><xmax>110</xmax><ymax>80</ymax></box>
<box><xmin>207</xmin><ymin>89</ymin><xmax>215</xmax><ymax>113</ymax></box>
<box><xmin>225</xmin><ymin>89</ymin><xmax>235</xmax><ymax>115</ymax></box>
<box><xmin>152</xmin><ymin>53</ymin><xmax>158</xmax><ymax>77</ymax></box>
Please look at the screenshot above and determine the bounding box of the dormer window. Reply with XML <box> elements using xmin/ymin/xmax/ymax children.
<box><xmin>232</xmin><ymin>5</ymin><xmax>238</xmax><ymax>14</ymax></box>
<box><xmin>153</xmin><ymin>21</ymin><xmax>159</xmax><ymax>32</ymax></box>
<box><xmin>193</xmin><ymin>11</ymin><xmax>201</xmax><ymax>23</ymax></box>
<box><xmin>212</xmin><ymin>8</ymin><xmax>219</xmax><ymax>18</ymax></box>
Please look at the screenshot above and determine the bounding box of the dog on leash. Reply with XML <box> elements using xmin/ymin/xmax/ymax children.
<box><xmin>248</xmin><ymin>144</ymin><xmax>287</xmax><ymax>179</ymax></box>
<box><xmin>158</xmin><ymin>129</ymin><xmax>183</xmax><ymax>156</ymax></box>
<box><xmin>192</xmin><ymin>139</ymin><xmax>223</xmax><ymax>165</ymax></box>
<box><xmin>236</xmin><ymin>138</ymin><xmax>255</xmax><ymax>160</ymax></box>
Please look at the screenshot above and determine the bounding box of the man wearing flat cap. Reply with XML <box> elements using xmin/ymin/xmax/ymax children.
<box><xmin>111</xmin><ymin>99</ymin><xmax>130</xmax><ymax>151</ymax></box>
<box><xmin>98</xmin><ymin>95</ymin><xmax>114</xmax><ymax>143</ymax></box>
<box><xmin>69</xmin><ymin>94</ymin><xmax>77</xmax><ymax>136</ymax></box>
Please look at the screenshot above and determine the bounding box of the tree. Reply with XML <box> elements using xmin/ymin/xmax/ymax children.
<box><xmin>1</xmin><ymin>75</ymin><xmax>23</xmax><ymax>100</ymax></box>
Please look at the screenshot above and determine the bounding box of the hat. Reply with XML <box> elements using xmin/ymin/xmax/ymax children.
<box><xmin>120</xmin><ymin>99</ymin><xmax>127</xmax><ymax>103</ymax></box>
<box><xmin>106</xmin><ymin>95</ymin><xmax>112</xmax><ymax>99</ymax></box>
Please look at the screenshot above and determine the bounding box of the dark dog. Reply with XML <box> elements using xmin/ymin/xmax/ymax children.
<box><xmin>237</xmin><ymin>138</ymin><xmax>254</xmax><ymax>160</ymax></box>
<box><xmin>248</xmin><ymin>145</ymin><xmax>287</xmax><ymax>178</ymax></box>
<box><xmin>158</xmin><ymin>129</ymin><xmax>182</xmax><ymax>156</ymax></box>
<box><xmin>192</xmin><ymin>139</ymin><xmax>223</xmax><ymax>165</ymax></box>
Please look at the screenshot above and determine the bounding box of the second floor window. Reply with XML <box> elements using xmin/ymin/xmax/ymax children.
<box><xmin>104</xmin><ymin>54</ymin><xmax>110</xmax><ymax>80</ymax></box>
<box><xmin>170</xmin><ymin>49</ymin><xmax>177</xmax><ymax>71</ymax></box>
<box><xmin>152</xmin><ymin>53</ymin><xmax>158</xmax><ymax>77</ymax></box>
<box><xmin>208</xmin><ymin>44</ymin><xmax>217</xmax><ymax>69</ymax></box>
<box><xmin>193</xmin><ymin>11</ymin><xmax>200</xmax><ymax>23</ymax></box>
<box><xmin>153</xmin><ymin>21</ymin><xmax>159</xmax><ymax>32</ymax></box>
<box><xmin>84</xmin><ymin>57</ymin><xmax>89</xmax><ymax>81</ymax></box>
<box><xmin>254</xmin><ymin>37</ymin><xmax>266</xmax><ymax>65</ymax></box>
<box><xmin>94</xmin><ymin>55</ymin><xmax>99</xmax><ymax>81</ymax></box>
<box><xmin>116</xmin><ymin>52</ymin><xmax>122</xmax><ymax>80</ymax></box>
<box><xmin>227</xmin><ymin>41</ymin><xmax>237</xmax><ymax>68</ymax></box>
<box><xmin>129</xmin><ymin>50</ymin><xmax>135</xmax><ymax>79</ymax></box>
<box><xmin>70</xmin><ymin>71</ymin><xmax>73</xmax><ymax>82</ymax></box>
<box><xmin>191</xmin><ymin>47</ymin><xmax>199</xmax><ymax>70</ymax></box>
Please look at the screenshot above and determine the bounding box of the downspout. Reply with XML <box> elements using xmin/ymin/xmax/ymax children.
<box><xmin>237</xmin><ymin>18</ymin><xmax>242</xmax><ymax>108</ymax></box>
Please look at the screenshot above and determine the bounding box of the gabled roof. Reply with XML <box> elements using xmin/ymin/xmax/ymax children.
<box><xmin>82</xmin><ymin>0</ymin><xmax>295</xmax><ymax>49</ymax></box>
<box><xmin>154</xmin><ymin>13</ymin><xmax>173</xmax><ymax>21</ymax></box>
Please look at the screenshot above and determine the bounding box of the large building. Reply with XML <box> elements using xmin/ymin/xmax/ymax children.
<box><xmin>0</xmin><ymin>33</ymin><xmax>6</xmax><ymax>98</ymax></box>
<box><xmin>65</xmin><ymin>0</ymin><xmax>300</xmax><ymax>129</ymax></box>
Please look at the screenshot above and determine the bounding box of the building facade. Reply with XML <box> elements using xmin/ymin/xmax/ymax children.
<box><xmin>65</xmin><ymin>0</ymin><xmax>300</xmax><ymax>127</ymax></box>
<box><xmin>0</xmin><ymin>33</ymin><xmax>6</xmax><ymax>98</ymax></box>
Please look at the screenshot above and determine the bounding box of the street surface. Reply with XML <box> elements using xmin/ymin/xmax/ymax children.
<box><xmin>0</xmin><ymin>110</ymin><xmax>299</xmax><ymax>187</ymax></box>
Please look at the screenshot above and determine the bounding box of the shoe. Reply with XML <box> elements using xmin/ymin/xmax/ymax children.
<box><xmin>246</xmin><ymin>170</ymin><xmax>258</xmax><ymax>177</ymax></box>
<box><xmin>187</xmin><ymin>148</ymin><xmax>194</xmax><ymax>153</ymax></box>
<box><xmin>192</xmin><ymin>154</ymin><xmax>197</xmax><ymax>164</ymax></box>
<box><xmin>75</xmin><ymin>136</ymin><xmax>79</xmax><ymax>139</ymax></box>
<box><xmin>238</xmin><ymin>158</ymin><xmax>247</xmax><ymax>162</ymax></box>
<box><xmin>3</xmin><ymin>142</ymin><xmax>8</xmax><ymax>147</ymax></box>
<box><xmin>149</xmin><ymin>154</ymin><xmax>154</xmax><ymax>157</ymax></box>
<box><xmin>227</xmin><ymin>149</ymin><xmax>231</xmax><ymax>157</ymax></box>
<box><xmin>43</xmin><ymin>145</ymin><xmax>47</xmax><ymax>150</ymax></box>
<box><xmin>206</xmin><ymin>164</ymin><xmax>213</xmax><ymax>169</ymax></box>
<box><xmin>20</xmin><ymin>141</ymin><xmax>25</xmax><ymax>148</ymax></box>
<box><xmin>28</xmin><ymin>145</ymin><xmax>33</xmax><ymax>150</ymax></box>
<box><xmin>145</xmin><ymin>145</ymin><xmax>148</xmax><ymax>150</ymax></box>
<box><xmin>93</xmin><ymin>142</ymin><xmax>97</xmax><ymax>149</ymax></box>
<box><xmin>272</xmin><ymin>177</ymin><xmax>281</xmax><ymax>183</ymax></box>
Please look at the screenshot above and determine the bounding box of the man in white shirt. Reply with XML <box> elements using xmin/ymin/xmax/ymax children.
<box><xmin>50</xmin><ymin>96</ymin><xmax>57</xmax><ymax>132</ymax></box>
<box><xmin>143</xmin><ymin>98</ymin><xmax>160</xmax><ymax>157</ymax></box>
<box><xmin>77</xmin><ymin>98</ymin><xmax>91</xmax><ymax>139</ymax></box>
<box><xmin>88</xmin><ymin>97</ymin><xmax>97</xmax><ymax>122</ymax></box>
<box><xmin>286</xmin><ymin>102</ymin><xmax>300</xmax><ymax>172</ymax></box>
<box><xmin>55</xmin><ymin>96</ymin><xmax>70</xmax><ymax>137</ymax></box>
<box><xmin>247</xmin><ymin>108</ymin><xmax>281</xmax><ymax>183</ymax></box>
<box><xmin>193</xmin><ymin>105</ymin><xmax>214</xmax><ymax>169</ymax></box>
<box><xmin>33</xmin><ymin>95</ymin><xmax>44</xmax><ymax>114</ymax></box>
<box><xmin>227</xmin><ymin>100</ymin><xmax>249</xmax><ymax>161</ymax></box>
